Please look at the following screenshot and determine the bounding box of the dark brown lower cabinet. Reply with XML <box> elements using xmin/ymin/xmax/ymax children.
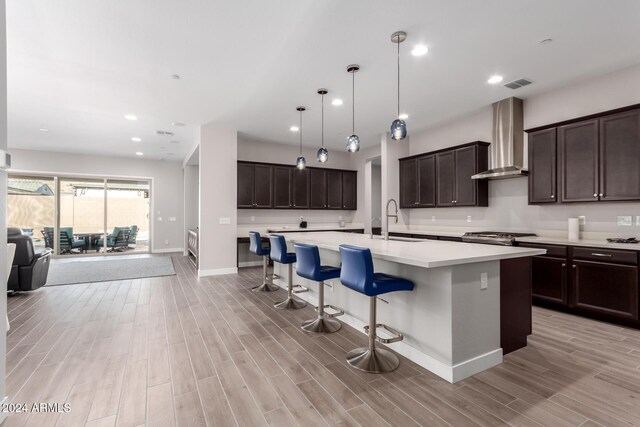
<box><xmin>531</xmin><ymin>257</ymin><xmax>567</xmax><ymax>304</ymax></box>
<box><xmin>571</xmin><ymin>260</ymin><xmax>638</xmax><ymax>319</ymax></box>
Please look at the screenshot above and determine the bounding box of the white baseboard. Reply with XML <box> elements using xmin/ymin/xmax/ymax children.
<box><xmin>274</xmin><ymin>277</ymin><xmax>503</xmax><ymax>383</ymax></box>
<box><xmin>238</xmin><ymin>261</ymin><xmax>262</xmax><ymax>268</ymax></box>
<box><xmin>198</xmin><ymin>267</ymin><xmax>238</xmax><ymax>277</ymax></box>
<box><xmin>153</xmin><ymin>247</ymin><xmax>185</xmax><ymax>254</ymax></box>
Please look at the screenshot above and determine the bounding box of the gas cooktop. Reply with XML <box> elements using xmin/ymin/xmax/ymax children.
<box><xmin>462</xmin><ymin>231</ymin><xmax>537</xmax><ymax>246</ymax></box>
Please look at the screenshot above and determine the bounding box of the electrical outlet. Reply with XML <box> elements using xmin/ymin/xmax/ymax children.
<box><xmin>250</xmin><ymin>216</ymin><xmax>255</xmax><ymax>222</ymax></box>
<box><xmin>431</xmin><ymin>215</ymin><xmax>436</xmax><ymax>222</ymax></box>
<box><xmin>617</xmin><ymin>216</ymin><xmax>632</xmax><ymax>226</ymax></box>
<box><xmin>578</xmin><ymin>216</ymin><xmax>586</xmax><ymax>226</ymax></box>
<box><xmin>467</xmin><ymin>216</ymin><xmax>472</xmax><ymax>223</ymax></box>
<box><xmin>636</xmin><ymin>216</ymin><xmax>640</xmax><ymax>226</ymax></box>
<box><xmin>164</xmin><ymin>239</ymin><xmax>169</xmax><ymax>245</ymax></box>
<box><xmin>480</xmin><ymin>273</ymin><xmax>488</xmax><ymax>290</ymax></box>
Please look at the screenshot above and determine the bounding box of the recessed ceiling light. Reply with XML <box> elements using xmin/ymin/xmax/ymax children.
<box><xmin>39</xmin><ymin>128</ymin><xmax>49</xmax><ymax>132</ymax></box>
<box><xmin>290</xmin><ymin>126</ymin><xmax>299</xmax><ymax>132</ymax></box>
<box><xmin>135</xmin><ymin>152</ymin><xmax>143</xmax><ymax>156</ymax></box>
<box><xmin>131</xmin><ymin>137</ymin><xmax>142</xmax><ymax>142</ymax></box>
<box><xmin>411</xmin><ymin>45</ymin><xmax>429</xmax><ymax>56</ymax></box>
<box><xmin>124</xmin><ymin>114</ymin><xmax>138</xmax><ymax>121</ymax></box>
<box><xmin>487</xmin><ymin>75</ymin><xmax>504</xmax><ymax>84</ymax></box>
<box><xmin>539</xmin><ymin>38</ymin><xmax>553</xmax><ymax>45</ymax></box>
<box><xmin>172</xmin><ymin>122</ymin><xmax>185</xmax><ymax>127</ymax></box>
<box><xmin>399</xmin><ymin>113</ymin><xmax>409</xmax><ymax>120</ymax></box>
<box><xmin>331</xmin><ymin>99</ymin><xmax>343</xmax><ymax>106</ymax></box>
<box><xmin>171</xmin><ymin>74</ymin><xmax>181</xmax><ymax>80</ymax></box>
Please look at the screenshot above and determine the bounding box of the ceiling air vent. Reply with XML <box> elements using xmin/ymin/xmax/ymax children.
<box><xmin>504</xmin><ymin>78</ymin><xmax>533</xmax><ymax>90</ymax></box>
<box><xmin>156</xmin><ymin>130</ymin><xmax>174</xmax><ymax>137</ymax></box>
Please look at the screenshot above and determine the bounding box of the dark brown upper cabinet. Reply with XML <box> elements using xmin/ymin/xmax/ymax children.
<box><xmin>436</xmin><ymin>151</ymin><xmax>456</xmax><ymax>207</ymax></box>
<box><xmin>326</xmin><ymin>170</ymin><xmax>343</xmax><ymax>209</ymax></box>
<box><xmin>273</xmin><ymin>166</ymin><xmax>292</xmax><ymax>208</ymax></box>
<box><xmin>559</xmin><ymin>119</ymin><xmax>599</xmax><ymax>203</ymax></box>
<box><xmin>237</xmin><ymin>162</ymin><xmax>273</xmax><ymax>208</ymax></box>
<box><xmin>399</xmin><ymin>156</ymin><xmax>436</xmax><ymax>208</ymax></box>
<box><xmin>454</xmin><ymin>145</ymin><xmax>487</xmax><ymax>206</ymax></box>
<box><xmin>309</xmin><ymin>169</ymin><xmax>327</xmax><ymax>209</ymax></box>
<box><xmin>292</xmin><ymin>168</ymin><xmax>309</xmax><ymax>209</ymax></box>
<box><xmin>528</xmin><ymin>128</ymin><xmax>557</xmax><ymax>204</ymax></box>
<box><xmin>342</xmin><ymin>170</ymin><xmax>357</xmax><ymax>210</ymax></box>
<box><xmin>599</xmin><ymin>109</ymin><xmax>640</xmax><ymax>201</ymax></box>
<box><xmin>527</xmin><ymin>104</ymin><xmax>640</xmax><ymax>205</ymax></box>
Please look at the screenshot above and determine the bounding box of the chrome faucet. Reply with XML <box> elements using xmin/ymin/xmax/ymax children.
<box><xmin>384</xmin><ymin>198</ymin><xmax>398</xmax><ymax>241</ymax></box>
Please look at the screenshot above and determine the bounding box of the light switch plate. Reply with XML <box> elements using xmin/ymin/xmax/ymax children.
<box><xmin>578</xmin><ymin>216</ymin><xmax>586</xmax><ymax>226</ymax></box>
<box><xmin>636</xmin><ymin>216</ymin><xmax>640</xmax><ymax>226</ymax></box>
<box><xmin>431</xmin><ymin>216</ymin><xmax>436</xmax><ymax>222</ymax></box>
<box><xmin>617</xmin><ymin>216</ymin><xmax>632</xmax><ymax>226</ymax></box>
<box><xmin>467</xmin><ymin>216</ymin><xmax>472</xmax><ymax>223</ymax></box>
<box><xmin>168</xmin><ymin>217</ymin><xmax>176</xmax><ymax>222</ymax></box>
<box><xmin>219</xmin><ymin>217</ymin><xmax>231</xmax><ymax>225</ymax></box>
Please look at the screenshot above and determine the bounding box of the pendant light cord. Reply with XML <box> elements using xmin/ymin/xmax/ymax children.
<box><xmin>397</xmin><ymin>35</ymin><xmax>400</xmax><ymax>118</ymax></box>
<box><xmin>321</xmin><ymin>94</ymin><xmax>324</xmax><ymax>148</ymax></box>
<box><xmin>352</xmin><ymin>71</ymin><xmax>355</xmax><ymax>134</ymax></box>
<box><xmin>299</xmin><ymin>110</ymin><xmax>303</xmax><ymax>156</ymax></box>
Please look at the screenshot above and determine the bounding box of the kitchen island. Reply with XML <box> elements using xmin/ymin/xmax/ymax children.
<box><xmin>272</xmin><ymin>232</ymin><xmax>545</xmax><ymax>382</ymax></box>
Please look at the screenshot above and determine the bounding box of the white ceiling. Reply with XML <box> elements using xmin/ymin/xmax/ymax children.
<box><xmin>7</xmin><ymin>0</ymin><xmax>640</xmax><ymax>161</ymax></box>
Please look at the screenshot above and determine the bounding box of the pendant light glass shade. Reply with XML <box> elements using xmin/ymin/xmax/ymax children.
<box><xmin>390</xmin><ymin>31</ymin><xmax>408</xmax><ymax>141</ymax></box>
<box><xmin>317</xmin><ymin>89</ymin><xmax>329</xmax><ymax>163</ymax></box>
<box><xmin>295</xmin><ymin>106</ymin><xmax>306</xmax><ymax>169</ymax></box>
<box><xmin>316</xmin><ymin>147</ymin><xmax>328</xmax><ymax>162</ymax></box>
<box><xmin>346</xmin><ymin>65</ymin><xmax>360</xmax><ymax>153</ymax></box>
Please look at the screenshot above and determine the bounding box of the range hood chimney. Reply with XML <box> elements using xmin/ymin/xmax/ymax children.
<box><xmin>472</xmin><ymin>97</ymin><xmax>527</xmax><ymax>180</ymax></box>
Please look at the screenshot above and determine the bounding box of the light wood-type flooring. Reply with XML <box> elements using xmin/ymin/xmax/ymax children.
<box><xmin>4</xmin><ymin>254</ymin><xmax>640</xmax><ymax>426</ymax></box>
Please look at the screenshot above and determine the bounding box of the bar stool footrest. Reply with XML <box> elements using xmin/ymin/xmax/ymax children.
<box><xmin>292</xmin><ymin>285</ymin><xmax>309</xmax><ymax>294</ymax></box>
<box><xmin>323</xmin><ymin>305</ymin><xmax>344</xmax><ymax>318</ymax></box>
<box><xmin>363</xmin><ymin>323</ymin><xmax>404</xmax><ymax>344</ymax></box>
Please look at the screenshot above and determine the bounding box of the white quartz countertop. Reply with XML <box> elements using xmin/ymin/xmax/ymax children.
<box><xmin>281</xmin><ymin>231</ymin><xmax>546</xmax><ymax>269</ymax></box>
<box><xmin>516</xmin><ymin>236</ymin><xmax>640</xmax><ymax>251</ymax></box>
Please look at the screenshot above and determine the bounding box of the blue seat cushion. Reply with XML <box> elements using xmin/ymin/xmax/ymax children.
<box><xmin>316</xmin><ymin>265</ymin><xmax>341</xmax><ymax>282</ymax></box>
<box><xmin>369</xmin><ymin>273</ymin><xmax>415</xmax><ymax>296</ymax></box>
<box><xmin>280</xmin><ymin>252</ymin><xmax>296</xmax><ymax>264</ymax></box>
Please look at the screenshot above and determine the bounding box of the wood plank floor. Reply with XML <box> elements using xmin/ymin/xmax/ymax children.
<box><xmin>4</xmin><ymin>254</ymin><xmax>640</xmax><ymax>427</ymax></box>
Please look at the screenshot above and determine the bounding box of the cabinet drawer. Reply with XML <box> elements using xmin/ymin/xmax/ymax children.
<box><xmin>572</xmin><ymin>247</ymin><xmax>638</xmax><ymax>265</ymax></box>
<box><xmin>518</xmin><ymin>242</ymin><xmax>567</xmax><ymax>258</ymax></box>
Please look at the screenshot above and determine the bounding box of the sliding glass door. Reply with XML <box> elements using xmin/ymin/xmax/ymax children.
<box><xmin>7</xmin><ymin>173</ymin><xmax>151</xmax><ymax>257</ymax></box>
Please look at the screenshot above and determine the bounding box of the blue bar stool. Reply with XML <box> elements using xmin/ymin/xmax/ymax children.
<box><xmin>270</xmin><ymin>235</ymin><xmax>307</xmax><ymax>310</ymax></box>
<box><xmin>294</xmin><ymin>243</ymin><xmax>345</xmax><ymax>334</ymax></box>
<box><xmin>339</xmin><ymin>244</ymin><xmax>414</xmax><ymax>373</ymax></box>
<box><xmin>249</xmin><ymin>232</ymin><xmax>279</xmax><ymax>292</ymax></box>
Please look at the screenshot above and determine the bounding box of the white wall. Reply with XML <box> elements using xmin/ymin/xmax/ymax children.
<box><xmin>237</xmin><ymin>136</ymin><xmax>359</xmax><ymax>226</ymax></box>
<box><xmin>371</xmin><ymin>163</ymin><xmax>382</xmax><ymax>228</ymax></box>
<box><xmin>198</xmin><ymin>125</ymin><xmax>237</xmax><ymax>275</ymax></box>
<box><xmin>8</xmin><ymin>149</ymin><xmax>185</xmax><ymax>252</ymax></box>
<box><xmin>0</xmin><ymin>0</ymin><xmax>8</xmax><ymax>417</ymax></box>
<box><xmin>382</xmin><ymin>133</ymin><xmax>410</xmax><ymax>234</ymax></box>
<box><xmin>407</xmin><ymin>62</ymin><xmax>640</xmax><ymax>235</ymax></box>
<box><xmin>183</xmin><ymin>164</ymin><xmax>199</xmax><ymax>253</ymax></box>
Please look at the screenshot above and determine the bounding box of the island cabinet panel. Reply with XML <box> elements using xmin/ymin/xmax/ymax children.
<box><xmin>326</xmin><ymin>170</ymin><xmax>343</xmax><ymax>209</ymax></box>
<box><xmin>237</xmin><ymin>161</ymin><xmax>356</xmax><ymax>210</ymax></box>
<box><xmin>599</xmin><ymin>109</ymin><xmax>640</xmax><ymax>201</ymax></box>
<box><xmin>531</xmin><ymin>256</ymin><xmax>567</xmax><ymax>304</ymax></box>
<box><xmin>418</xmin><ymin>155</ymin><xmax>436</xmax><ymax>207</ymax></box>
<box><xmin>399</xmin><ymin>158</ymin><xmax>418</xmax><ymax>208</ymax></box>
<box><xmin>292</xmin><ymin>168</ymin><xmax>309</xmax><ymax>208</ymax></box>
<box><xmin>528</xmin><ymin>128</ymin><xmax>557</xmax><ymax>204</ymax></box>
<box><xmin>342</xmin><ymin>170</ymin><xmax>357</xmax><ymax>210</ymax></box>
<box><xmin>436</xmin><ymin>151</ymin><xmax>456</xmax><ymax>207</ymax></box>
<box><xmin>309</xmin><ymin>169</ymin><xmax>327</xmax><ymax>209</ymax></box>
<box><xmin>500</xmin><ymin>257</ymin><xmax>533</xmax><ymax>354</ymax></box>
<box><xmin>273</xmin><ymin>166</ymin><xmax>292</xmax><ymax>208</ymax></box>
<box><xmin>559</xmin><ymin>119</ymin><xmax>599</xmax><ymax>203</ymax></box>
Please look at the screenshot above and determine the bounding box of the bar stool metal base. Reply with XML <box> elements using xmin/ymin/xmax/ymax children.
<box><xmin>301</xmin><ymin>317</ymin><xmax>341</xmax><ymax>334</ymax></box>
<box><xmin>253</xmin><ymin>256</ymin><xmax>280</xmax><ymax>292</ymax></box>
<box><xmin>346</xmin><ymin>347</ymin><xmax>399</xmax><ymax>373</ymax></box>
<box><xmin>274</xmin><ymin>296</ymin><xmax>307</xmax><ymax>310</ymax></box>
<box><xmin>252</xmin><ymin>282</ymin><xmax>280</xmax><ymax>292</ymax></box>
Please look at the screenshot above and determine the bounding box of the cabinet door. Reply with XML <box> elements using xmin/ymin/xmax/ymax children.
<box><xmin>599</xmin><ymin>110</ymin><xmax>640</xmax><ymax>201</ymax></box>
<box><xmin>531</xmin><ymin>256</ymin><xmax>567</xmax><ymax>304</ymax></box>
<box><xmin>327</xmin><ymin>170</ymin><xmax>343</xmax><ymax>209</ymax></box>
<box><xmin>454</xmin><ymin>146</ymin><xmax>477</xmax><ymax>206</ymax></box>
<box><xmin>342</xmin><ymin>171</ymin><xmax>357</xmax><ymax>210</ymax></box>
<box><xmin>292</xmin><ymin>168</ymin><xmax>309</xmax><ymax>209</ymax></box>
<box><xmin>572</xmin><ymin>260</ymin><xmax>638</xmax><ymax>319</ymax></box>
<box><xmin>309</xmin><ymin>169</ymin><xmax>327</xmax><ymax>209</ymax></box>
<box><xmin>436</xmin><ymin>151</ymin><xmax>455</xmax><ymax>206</ymax></box>
<box><xmin>418</xmin><ymin>155</ymin><xmax>436</xmax><ymax>207</ymax></box>
<box><xmin>273</xmin><ymin>166</ymin><xmax>292</xmax><ymax>208</ymax></box>
<box><xmin>399</xmin><ymin>158</ymin><xmax>418</xmax><ymax>208</ymax></box>
<box><xmin>528</xmin><ymin>128</ymin><xmax>557</xmax><ymax>204</ymax></box>
<box><xmin>253</xmin><ymin>164</ymin><xmax>273</xmax><ymax>208</ymax></box>
<box><xmin>237</xmin><ymin>163</ymin><xmax>255</xmax><ymax>208</ymax></box>
<box><xmin>559</xmin><ymin>119</ymin><xmax>599</xmax><ymax>202</ymax></box>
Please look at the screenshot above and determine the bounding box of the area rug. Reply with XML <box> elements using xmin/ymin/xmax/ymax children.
<box><xmin>46</xmin><ymin>256</ymin><xmax>176</xmax><ymax>286</ymax></box>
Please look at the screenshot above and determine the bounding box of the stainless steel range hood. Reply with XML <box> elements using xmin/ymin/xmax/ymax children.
<box><xmin>472</xmin><ymin>97</ymin><xmax>527</xmax><ymax>180</ymax></box>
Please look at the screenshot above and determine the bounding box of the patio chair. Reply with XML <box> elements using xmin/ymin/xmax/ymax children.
<box><xmin>97</xmin><ymin>227</ymin><xmax>131</xmax><ymax>252</ymax></box>
<box><xmin>126</xmin><ymin>225</ymin><xmax>138</xmax><ymax>249</ymax></box>
<box><xmin>42</xmin><ymin>227</ymin><xmax>86</xmax><ymax>254</ymax></box>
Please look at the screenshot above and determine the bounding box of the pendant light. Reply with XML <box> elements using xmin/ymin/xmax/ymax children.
<box><xmin>390</xmin><ymin>31</ymin><xmax>408</xmax><ymax>141</ymax></box>
<box><xmin>316</xmin><ymin>89</ymin><xmax>329</xmax><ymax>163</ymax></box>
<box><xmin>295</xmin><ymin>106</ymin><xmax>306</xmax><ymax>169</ymax></box>
<box><xmin>346</xmin><ymin>64</ymin><xmax>360</xmax><ymax>153</ymax></box>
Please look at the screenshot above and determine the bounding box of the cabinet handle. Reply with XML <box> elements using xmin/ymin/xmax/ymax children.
<box><xmin>561</xmin><ymin>263</ymin><xmax>566</xmax><ymax>267</ymax></box>
<box><xmin>599</xmin><ymin>193</ymin><xmax>603</xmax><ymax>197</ymax></box>
<box><xmin>591</xmin><ymin>253</ymin><xmax>612</xmax><ymax>257</ymax></box>
<box><xmin>572</xmin><ymin>265</ymin><xmax>576</xmax><ymax>269</ymax></box>
<box><xmin>593</xmin><ymin>193</ymin><xmax>597</xmax><ymax>198</ymax></box>
<box><xmin>551</xmin><ymin>194</ymin><xmax>555</xmax><ymax>198</ymax></box>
